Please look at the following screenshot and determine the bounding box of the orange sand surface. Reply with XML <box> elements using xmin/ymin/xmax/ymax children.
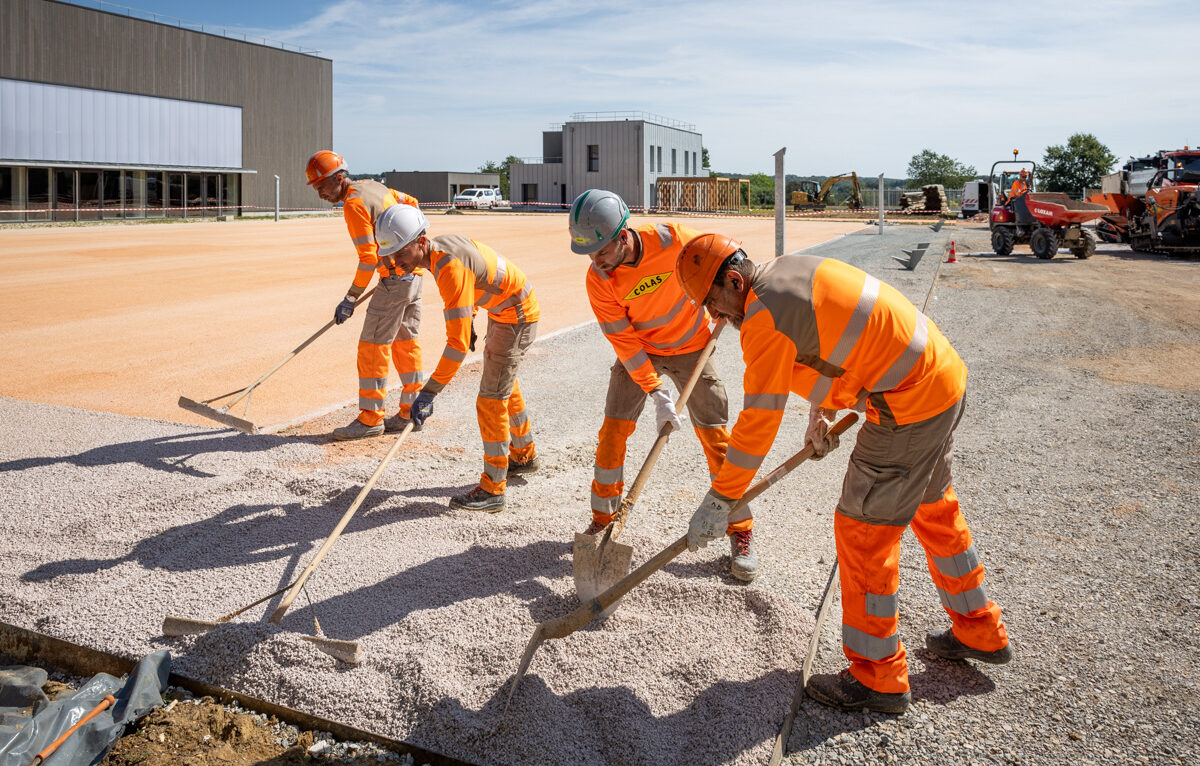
<box><xmin>0</xmin><ymin>213</ymin><xmax>862</xmax><ymax>428</ymax></box>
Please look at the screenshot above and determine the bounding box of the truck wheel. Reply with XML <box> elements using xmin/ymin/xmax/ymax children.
<box><xmin>1072</xmin><ymin>230</ymin><xmax>1096</xmax><ymax>259</ymax></box>
<box><xmin>1030</xmin><ymin>228</ymin><xmax>1059</xmax><ymax>259</ymax></box>
<box><xmin>991</xmin><ymin>227</ymin><xmax>1015</xmax><ymax>256</ymax></box>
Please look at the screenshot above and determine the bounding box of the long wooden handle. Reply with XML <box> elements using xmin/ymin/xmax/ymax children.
<box><xmin>546</xmin><ymin>412</ymin><xmax>859</xmax><ymax>640</ymax></box>
<box><xmin>269</xmin><ymin>421</ymin><xmax>413</xmax><ymax>623</ymax></box>
<box><xmin>31</xmin><ymin>694</ymin><xmax>116</xmax><ymax>765</ymax></box>
<box><xmin>216</xmin><ymin>286</ymin><xmax>377</xmax><ymax>409</ymax></box>
<box><xmin>610</xmin><ymin>320</ymin><xmax>726</xmax><ymax>537</ymax></box>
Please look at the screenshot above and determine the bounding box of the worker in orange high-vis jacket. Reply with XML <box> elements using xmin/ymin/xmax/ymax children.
<box><xmin>676</xmin><ymin>234</ymin><xmax>1011</xmax><ymax>715</ymax></box>
<box><xmin>306</xmin><ymin>150</ymin><xmax>425</xmax><ymax>441</ymax></box>
<box><xmin>1007</xmin><ymin>168</ymin><xmax>1030</xmax><ymax>202</ymax></box>
<box><xmin>373</xmin><ymin>204</ymin><xmax>539</xmax><ymax>512</ymax></box>
<box><xmin>568</xmin><ymin>190</ymin><xmax>757</xmax><ymax>581</ymax></box>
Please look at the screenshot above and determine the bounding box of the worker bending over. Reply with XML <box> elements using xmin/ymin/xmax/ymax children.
<box><xmin>568</xmin><ymin>190</ymin><xmax>756</xmax><ymax>581</ymax></box>
<box><xmin>306</xmin><ymin>150</ymin><xmax>425</xmax><ymax>441</ymax></box>
<box><xmin>374</xmin><ymin>205</ymin><xmax>539</xmax><ymax>512</ymax></box>
<box><xmin>676</xmin><ymin>234</ymin><xmax>1010</xmax><ymax>714</ymax></box>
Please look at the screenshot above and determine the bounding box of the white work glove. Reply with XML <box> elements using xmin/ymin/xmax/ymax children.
<box><xmin>805</xmin><ymin>403</ymin><xmax>839</xmax><ymax>460</ymax></box>
<box><xmin>649</xmin><ymin>386</ymin><xmax>684</xmax><ymax>435</ymax></box>
<box><xmin>687</xmin><ymin>490</ymin><xmax>733</xmax><ymax>552</ymax></box>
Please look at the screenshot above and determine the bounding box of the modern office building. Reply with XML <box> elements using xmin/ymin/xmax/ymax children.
<box><xmin>0</xmin><ymin>0</ymin><xmax>332</xmax><ymax>222</ymax></box>
<box><xmin>509</xmin><ymin>112</ymin><xmax>704</xmax><ymax>210</ymax></box>
<box><xmin>384</xmin><ymin>171</ymin><xmax>500</xmax><ymax>206</ymax></box>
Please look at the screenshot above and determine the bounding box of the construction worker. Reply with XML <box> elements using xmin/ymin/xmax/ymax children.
<box><xmin>675</xmin><ymin>234</ymin><xmax>1010</xmax><ymax>714</ymax></box>
<box><xmin>305</xmin><ymin>150</ymin><xmax>425</xmax><ymax>441</ymax></box>
<box><xmin>1007</xmin><ymin>168</ymin><xmax>1030</xmax><ymax>202</ymax></box>
<box><xmin>373</xmin><ymin>204</ymin><xmax>539</xmax><ymax>512</ymax></box>
<box><xmin>568</xmin><ymin>190</ymin><xmax>757</xmax><ymax>581</ymax></box>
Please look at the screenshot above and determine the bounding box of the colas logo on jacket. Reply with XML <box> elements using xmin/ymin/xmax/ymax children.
<box><xmin>624</xmin><ymin>272</ymin><xmax>672</xmax><ymax>301</ymax></box>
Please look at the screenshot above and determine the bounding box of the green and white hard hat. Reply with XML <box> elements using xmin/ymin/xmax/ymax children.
<box><xmin>569</xmin><ymin>189</ymin><xmax>630</xmax><ymax>255</ymax></box>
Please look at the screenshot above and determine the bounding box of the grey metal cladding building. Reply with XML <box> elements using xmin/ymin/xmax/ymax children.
<box><xmin>0</xmin><ymin>0</ymin><xmax>331</xmax><ymax>222</ymax></box>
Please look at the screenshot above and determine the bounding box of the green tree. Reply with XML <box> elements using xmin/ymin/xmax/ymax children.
<box><xmin>701</xmin><ymin>147</ymin><xmax>711</xmax><ymax>169</ymax></box>
<box><xmin>905</xmin><ymin>150</ymin><xmax>977</xmax><ymax>189</ymax></box>
<box><xmin>478</xmin><ymin>155</ymin><xmax>523</xmax><ymax>199</ymax></box>
<box><xmin>1039</xmin><ymin>133</ymin><xmax>1116</xmax><ymax>194</ymax></box>
<box><xmin>747</xmin><ymin>172</ymin><xmax>774</xmax><ymax>208</ymax></box>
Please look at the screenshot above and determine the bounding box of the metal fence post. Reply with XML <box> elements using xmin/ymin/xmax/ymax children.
<box><xmin>774</xmin><ymin>147</ymin><xmax>786</xmax><ymax>257</ymax></box>
<box><xmin>878</xmin><ymin>173</ymin><xmax>884</xmax><ymax>235</ymax></box>
<box><xmin>274</xmin><ymin>175</ymin><xmax>280</xmax><ymax>222</ymax></box>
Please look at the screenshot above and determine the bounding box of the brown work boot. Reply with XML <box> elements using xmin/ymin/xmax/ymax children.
<box><xmin>582</xmin><ymin>520</ymin><xmax>607</xmax><ymax>535</ymax></box>
<box><xmin>729</xmin><ymin>529</ymin><xmax>759</xmax><ymax>582</ymax></box>
<box><xmin>805</xmin><ymin>669</ymin><xmax>910</xmax><ymax>714</ymax></box>
<box><xmin>925</xmin><ymin>629</ymin><xmax>1012</xmax><ymax>664</ymax></box>
<box><xmin>449</xmin><ymin>485</ymin><xmax>505</xmax><ymax>513</ymax></box>
<box><xmin>507</xmin><ymin>455</ymin><xmax>540</xmax><ymax>475</ymax></box>
<box><xmin>332</xmin><ymin>418</ymin><xmax>384</xmax><ymax>441</ymax></box>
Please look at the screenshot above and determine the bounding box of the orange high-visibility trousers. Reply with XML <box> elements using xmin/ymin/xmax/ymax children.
<box><xmin>477</xmin><ymin>320</ymin><xmax>538</xmax><ymax>494</ymax></box>
<box><xmin>835</xmin><ymin>486</ymin><xmax>1007</xmax><ymax>694</ymax></box>
<box><xmin>357</xmin><ymin>275</ymin><xmax>423</xmax><ymax>427</ymax></box>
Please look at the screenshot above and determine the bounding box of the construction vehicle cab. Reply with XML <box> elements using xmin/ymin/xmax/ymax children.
<box><xmin>791</xmin><ymin>173</ymin><xmax>864</xmax><ymax>211</ymax></box>
<box><xmin>1088</xmin><ymin>148</ymin><xmax>1200</xmax><ymax>255</ymax></box>
<box><xmin>988</xmin><ymin>159</ymin><xmax>1106</xmax><ymax>260</ymax></box>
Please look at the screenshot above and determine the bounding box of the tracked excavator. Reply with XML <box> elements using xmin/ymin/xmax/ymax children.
<box><xmin>791</xmin><ymin>173</ymin><xmax>864</xmax><ymax>211</ymax></box>
<box><xmin>1087</xmin><ymin>148</ymin><xmax>1200</xmax><ymax>255</ymax></box>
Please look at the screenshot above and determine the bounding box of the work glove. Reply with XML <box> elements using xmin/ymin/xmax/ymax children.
<box><xmin>649</xmin><ymin>386</ymin><xmax>684</xmax><ymax>435</ymax></box>
<box><xmin>333</xmin><ymin>296</ymin><xmax>356</xmax><ymax>325</ymax></box>
<box><xmin>687</xmin><ymin>490</ymin><xmax>733</xmax><ymax>552</ymax></box>
<box><xmin>410</xmin><ymin>390</ymin><xmax>437</xmax><ymax>427</ymax></box>
<box><xmin>469</xmin><ymin>318</ymin><xmax>478</xmax><ymax>352</ymax></box>
<box><xmin>805</xmin><ymin>403</ymin><xmax>839</xmax><ymax>460</ymax></box>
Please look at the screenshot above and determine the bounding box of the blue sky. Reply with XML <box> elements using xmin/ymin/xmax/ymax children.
<box><xmin>78</xmin><ymin>0</ymin><xmax>1200</xmax><ymax>177</ymax></box>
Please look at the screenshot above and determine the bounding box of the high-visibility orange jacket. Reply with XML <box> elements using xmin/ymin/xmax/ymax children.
<box><xmin>713</xmin><ymin>255</ymin><xmax>967</xmax><ymax>501</ymax></box>
<box><xmin>340</xmin><ymin>179</ymin><xmax>421</xmax><ymax>292</ymax></box>
<box><xmin>422</xmin><ymin>234</ymin><xmax>540</xmax><ymax>394</ymax></box>
<box><xmin>586</xmin><ymin>223</ymin><xmax>711</xmax><ymax>393</ymax></box>
<box><xmin>1007</xmin><ymin>179</ymin><xmax>1028</xmax><ymax>201</ymax></box>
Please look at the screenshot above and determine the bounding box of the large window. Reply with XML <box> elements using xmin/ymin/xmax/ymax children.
<box><xmin>587</xmin><ymin>144</ymin><xmax>599</xmax><ymax>172</ymax></box>
<box><xmin>185</xmin><ymin>174</ymin><xmax>202</xmax><ymax>217</ymax></box>
<box><xmin>128</xmin><ymin>171</ymin><xmax>146</xmax><ymax>219</ymax></box>
<box><xmin>147</xmin><ymin>172</ymin><xmax>165</xmax><ymax>217</ymax></box>
<box><xmin>671</xmin><ymin>149</ymin><xmax>677</xmax><ymax>175</ymax></box>
<box><xmin>102</xmin><ymin>171</ymin><xmax>123</xmax><ymax>219</ymax></box>
<box><xmin>684</xmin><ymin>152</ymin><xmax>689</xmax><ymax>175</ymax></box>
<box><xmin>54</xmin><ymin>169</ymin><xmax>75</xmax><ymax>221</ymax></box>
<box><xmin>222</xmin><ymin>174</ymin><xmax>239</xmax><ymax>216</ymax></box>
<box><xmin>0</xmin><ymin>167</ymin><xmax>19</xmax><ymax>221</ymax></box>
<box><xmin>693</xmin><ymin>151</ymin><xmax>698</xmax><ymax>175</ymax></box>
<box><xmin>522</xmin><ymin>183</ymin><xmax>538</xmax><ymax>202</ymax></box>
<box><xmin>657</xmin><ymin>146</ymin><xmax>662</xmax><ymax>175</ymax></box>
<box><xmin>648</xmin><ymin>145</ymin><xmax>655</xmax><ymax>173</ymax></box>
<box><xmin>203</xmin><ymin>175</ymin><xmax>219</xmax><ymax>216</ymax></box>
<box><xmin>26</xmin><ymin>168</ymin><xmax>50</xmax><ymax>221</ymax></box>
<box><xmin>167</xmin><ymin>173</ymin><xmax>184</xmax><ymax>218</ymax></box>
<box><xmin>77</xmin><ymin>170</ymin><xmax>101</xmax><ymax>221</ymax></box>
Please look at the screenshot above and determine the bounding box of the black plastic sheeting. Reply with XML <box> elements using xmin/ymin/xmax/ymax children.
<box><xmin>0</xmin><ymin>650</ymin><xmax>168</xmax><ymax>766</ymax></box>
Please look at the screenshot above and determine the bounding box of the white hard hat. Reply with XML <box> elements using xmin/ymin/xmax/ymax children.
<box><xmin>375</xmin><ymin>204</ymin><xmax>429</xmax><ymax>256</ymax></box>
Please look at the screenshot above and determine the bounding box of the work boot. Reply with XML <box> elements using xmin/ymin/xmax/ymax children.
<box><xmin>384</xmin><ymin>414</ymin><xmax>422</xmax><ymax>434</ymax></box>
<box><xmin>449</xmin><ymin>485</ymin><xmax>505</xmax><ymax>513</ymax></box>
<box><xmin>507</xmin><ymin>455</ymin><xmax>540</xmax><ymax>475</ymax></box>
<box><xmin>332</xmin><ymin>418</ymin><xmax>384</xmax><ymax>441</ymax></box>
<box><xmin>582</xmin><ymin>520</ymin><xmax>607</xmax><ymax>535</ymax></box>
<box><xmin>729</xmin><ymin>529</ymin><xmax>759</xmax><ymax>582</ymax></box>
<box><xmin>925</xmin><ymin>629</ymin><xmax>1012</xmax><ymax>665</ymax></box>
<box><xmin>805</xmin><ymin>669</ymin><xmax>910</xmax><ymax>714</ymax></box>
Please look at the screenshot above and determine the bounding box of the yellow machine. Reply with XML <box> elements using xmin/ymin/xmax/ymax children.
<box><xmin>791</xmin><ymin>172</ymin><xmax>864</xmax><ymax>211</ymax></box>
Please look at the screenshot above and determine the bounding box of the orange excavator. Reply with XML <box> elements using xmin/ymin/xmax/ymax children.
<box><xmin>1088</xmin><ymin>148</ymin><xmax>1200</xmax><ymax>255</ymax></box>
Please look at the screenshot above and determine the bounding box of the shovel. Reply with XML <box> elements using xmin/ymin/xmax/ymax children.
<box><xmin>505</xmin><ymin>412</ymin><xmax>859</xmax><ymax>714</ymax></box>
<box><xmin>178</xmin><ymin>287</ymin><xmax>375</xmax><ymax>433</ymax></box>
<box><xmin>573</xmin><ymin>321</ymin><xmax>726</xmax><ymax>611</ymax></box>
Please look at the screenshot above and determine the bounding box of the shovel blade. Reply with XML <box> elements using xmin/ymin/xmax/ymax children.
<box><xmin>301</xmin><ymin>635</ymin><xmax>362</xmax><ymax>665</ymax></box>
<box><xmin>572</xmin><ymin>532</ymin><xmax>633</xmax><ymax>617</ymax></box>
<box><xmin>177</xmin><ymin>396</ymin><xmax>258</xmax><ymax>434</ymax></box>
<box><xmin>162</xmin><ymin>615</ymin><xmax>221</xmax><ymax>637</ymax></box>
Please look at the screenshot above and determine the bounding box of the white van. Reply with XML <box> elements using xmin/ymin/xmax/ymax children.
<box><xmin>453</xmin><ymin>188</ymin><xmax>500</xmax><ymax>209</ymax></box>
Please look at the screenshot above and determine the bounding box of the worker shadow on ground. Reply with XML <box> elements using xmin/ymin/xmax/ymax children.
<box><xmin>421</xmin><ymin>669</ymin><xmax>797</xmax><ymax>765</ymax></box>
<box><xmin>294</xmin><ymin>539</ymin><xmax>573</xmax><ymax>641</ymax></box>
<box><xmin>20</xmin><ymin>487</ymin><xmax>447</xmax><ymax>584</ymax></box>
<box><xmin>0</xmin><ymin>429</ymin><xmax>289</xmax><ymax>478</ymax></box>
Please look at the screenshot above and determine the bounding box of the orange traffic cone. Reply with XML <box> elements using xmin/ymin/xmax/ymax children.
<box><xmin>946</xmin><ymin>240</ymin><xmax>958</xmax><ymax>263</ymax></box>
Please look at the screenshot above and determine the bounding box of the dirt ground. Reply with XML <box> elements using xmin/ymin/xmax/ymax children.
<box><xmin>0</xmin><ymin>213</ymin><xmax>863</xmax><ymax>431</ymax></box>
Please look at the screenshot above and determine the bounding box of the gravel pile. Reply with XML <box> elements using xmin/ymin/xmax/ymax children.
<box><xmin>1</xmin><ymin>224</ymin><xmax>1196</xmax><ymax>764</ymax></box>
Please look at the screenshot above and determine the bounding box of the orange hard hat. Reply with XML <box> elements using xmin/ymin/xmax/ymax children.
<box><xmin>1019</xmin><ymin>168</ymin><xmax>1029</xmax><ymax>177</ymax></box>
<box><xmin>675</xmin><ymin>233</ymin><xmax>743</xmax><ymax>305</ymax></box>
<box><xmin>305</xmin><ymin>150</ymin><xmax>346</xmax><ymax>185</ymax></box>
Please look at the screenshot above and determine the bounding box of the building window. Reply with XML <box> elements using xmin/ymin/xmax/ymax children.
<box><xmin>684</xmin><ymin>152</ymin><xmax>689</xmax><ymax>175</ymax></box>
<box><xmin>672</xmin><ymin>149</ymin><xmax>677</xmax><ymax>175</ymax></box>
<box><xmin>167</xmin><ymin>173</ymin><xmax>184</xmax><ymax>218</ymax></box>
<box><xmin>657</xmin><ymin>146</ymin><xmax>662</xmax><ymax>174</ymax></box>
<box><xmin>693</xmin><ymin>151</ymin><xmax>698</xmax><ymax>174</ymax></box>
<box><xmin>222</xmin><ymin>174</ymin><xmax>239</xmax><ymax>217</ymax></box>
<box><xmin>102</xmin><ymin>171</ymin><xmax>123</xmax><ymax>219</ymax></box>
<box><xmin>648</xmin><ymin>145</ymin><xmax>654</xmax><ymax>173</ymax></box>
<box><xmin>522</xmin><ymin>183</ymin><xmax>538</xmax><ymax>202</ymax></box>
<box><xmin>27</xmin><ymin>168</ymin><xmax>50</xmax><ymax>221</ymax></box>
<box><xmin>147</xmin><ymin>172</ymin><xmax>165</xmax><ymax>217</ymax></box>
<box><xmin>587</xmin><ymin>144</ymin><xmax>600</xmax><ymax>172</ymax></box>
<box><xmin>54</xmin><ymin>169</ymin><xmax>75</xmax><ymax>222</ymax></box>
<box><xmin>0</xmin><ymin>167</ymin><xmax>18</xmax><ymax>221</ymax></box>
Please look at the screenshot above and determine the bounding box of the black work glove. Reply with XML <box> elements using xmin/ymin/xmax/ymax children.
<box><xmin>411</xmin><ymin>390</ymin><xmax>437</xmax><ymax>427</ymax></box>
<box><xmin>469</xmin><ymin>318</ymin><xmax>478</xmax><ymax>352</ymax></box>
<box><xmin>334</xmin><ymin>297</ymin><xmax>356</xmax><ymax>325</ymax></box>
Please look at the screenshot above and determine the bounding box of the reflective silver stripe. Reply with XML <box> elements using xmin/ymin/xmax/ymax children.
<box><xmin>808</xmin><ymin>375</ymin><xmax>835</xmax><ymax>406</ymax></box>
<box><xmin>474</xmin><ymin>292</ymin><xmax>492</xmax><ymax>307</ymax></box>
<box><xmin>871</xmin><ymin>313</ymin><xmax>929</xmax><ymax>392</ymax></box>
<box><xmin>654</xmin><ymin>223</ymin><xmax>674</xmax><ymax>249</ymax></box>
<box><xmin>938</xmin><ymin>584</ymin><xmax>990</xmax><ymax>615</ymax></box>
<box><xmin>443</xmin><ymin>347</ymin><xmax>467</xmax><ymax>362</ymax></box>
<box><xmin>509</xmin><ymin>410</ymin><xmax>529</xmax><ymax>428</ymax></box>
<box><xmin>484</xmin><ymin>462</ymin><xmax>507</xmax><ymax>481</ymax></box>
<box><xmin>842</xmin><ymin>624</ymin><xmax>900</xmax><ymax>660</ymax></box>
<box><xmin>829</xmin><ymin>275</ymin><xmax>880</xmax><ymax>366</ymax></box>
<box><xmin>591</xmin><ymin>491</ymin><xmax>619</xmax><ymax>513</ymax></box>
<box><xmin>433</xmin><ymin>253</ymin><xmax>453</xmax><ymax>274</ymax></box>
<box><xmin>351</xmin><ymin>234</ymin><xmax>372</xmax><ymax>246</ymax></box>
<box><xmin>444</xmin><ymin>306</ymin><xmax>473</xmax><ymax>321</ymax></box>
<box><xmin>865</xmin><ymin>591</ymin><xmax>899</xmax><ymax>618</ymax></box>
<box><xmin>493</xmin><ymin>284</ymin><xmax>532</xmax><ymax>313</ymax></box>
<box><xmin>593</xmin><ymin>465</ymin><xmax>623</xmax><ymax>485</ymax></box>
<box><xmin>600</xmin><ymin>318</ymin><xmax>633</xmax><ymax>335</ymax></box>
<box><xmin>631</xmin><ymin>296</ymin><xmax>687</xmax><ymax>331</ymax></box>
<box><xmin>358</xmin><ymin>396</ymin><xmax>384</xmax><ymax>411</ymax></box>
<box><xmin>399</xmin><ymin>390</ymin><xmax>418</xmax><ymax>405</ymax></box>
<box><xmin>510</xmin><ymin>432</ymin><xmax>533</xmax><ymax>447</ymax></box>
<box><xmin>744</xmin><ymin>299</ymin><xmax>766</xmax><ymax>324</ymax></box>
<box><xmin>724</xmin><ymin>446</ymin><xmax>764</xmax><ymax>471</ymax></box>
<box><xmin>397</xmin><ymin>371</ymin><xmax>424</xmax><ymax>385</ymax></box>
<box><xmin>483</xmin><ymin>441</ymin><xmax>508</xmax><ymax>457</ymax></box>
<box><xmin>492</xmin><ymin>256</ymin><xmax>507</xmax><ymax>287</ymax></box>
<box><xmin>357</xmin><ymin>262</ymin><xmax>376</xmax><ymax>272</ymax></box>
<box><xmin>933</xmin><ymin>545</ymin><xmax>981</xmax><ymax>579</ymax></box>
<box><xmin>743</xmin><ymin>393</ymin><xmax>788</xmax><ymax>411</ymax></box>
<box><xmin>358</xmin><ymin>377</ymin><xmax>387</xmax><ymax>390</ymax></box>
<box><xmin>622</xmin><ymin>349</ymin><xmax>650</xmax><ymax>373</ymax></box>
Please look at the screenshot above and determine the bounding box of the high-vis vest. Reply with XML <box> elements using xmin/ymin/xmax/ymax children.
<box><xmin>341</xmin><ymin>179</ymin><xmax>421</xmax><ymax>290</ymax></box>
<box><xmin>422</xmin><ymin>234</ymin><xmax>540</xmax><ymax>394</ymax></box>
<box><xmin>713</xmin><ymin>255</ymin><xmax>967</xmax><ymax>501</ymax></box>
<box><xmin>586</xmin><ymin>223</ymin><xmax>710</xmax><ymax>393</ymax></box>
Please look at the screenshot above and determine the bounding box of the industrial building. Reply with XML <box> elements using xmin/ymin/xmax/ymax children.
<box><xmin>383</xmin><ymin>171</ymin><xmax>500</xmax><ymax>206</ymax></box>
<box><xmin>509</xmin><ymin>112</ymin><xmax>704</xmax><ymax>211</ymax></box>
<box><xmin>0</xmin><ymin>0</ymin><xmax>331</xmax><ymax>222</ymax></box>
